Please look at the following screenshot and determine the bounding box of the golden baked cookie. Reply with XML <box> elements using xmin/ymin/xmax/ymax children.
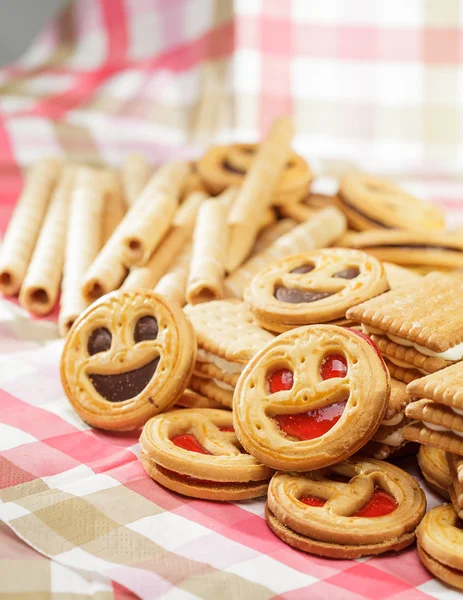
<box><xmin>338</xmin><ymin>173</ymin><xmax>445</xmax><ymax>231</ymax></box>
<box><xmin>196</xmin><ymin>143</ymin><xmax>312</xmax><ymax>205</ymax></box>
<box><xmin>60</xmin><ymin>289</ymin><xmax>196</xmax><ymax>431</ymax></box>
<box><xmin>140</xmin><ymin>408</ymin><xmax>273</xmax><ymax>500</ymax></box>
<box><xmin>245</xmin><ymin>248</ymin><xmax>388</xmax><ymax>333</ymax></box>
<box><xmin>418</xmin><ymin>446</ymin><xmax>451</xmax><ymax>500</ymax></box>
<box><xmin>417</xmin><ymin>504</ymin><xmax>463</xmax><ymax>590</ymax></box>
<box><xmin>233</xmin><ymin>325</ymin><xmax>389</xmax><ymax>471</ymax></box>
<box><xmin>266</xmin><ymin>458</ymin><xmax>425</xmax><ymax>558</ymax></box>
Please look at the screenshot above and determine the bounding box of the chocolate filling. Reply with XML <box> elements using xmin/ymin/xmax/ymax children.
<box><xmin>338</xmin><ymin>195</ymin><xmax>393</xmax><ymax>228</ymax></box>
<box><xmin>274</xmin><ymin>287</ymin><xmax>334</xmax><ymax>303</ymax></box>
<box><xmin>291</xmin><ymin>264</ymin><xmax>315</xmax><ymax>274</ymax></box>
<box><xmin>222</xmin><ymin>159</ymin><xmax>245</xmax><ymax>175</ymax></box>
<box><xmin>88</xmin><ymin>327</ymin><xmax>112</xmax><ymax>355</ymax></box>
<box><xmin>89</xmin><ymin>357</ymin><xmax>160</xmax><ymax>402</ymax></box>
<box><xmin>134</xmin><ymin>316</ymin><xmax>158</xmax><ymax>342</ymax></box>
<box><xmin>363</xmin><ymin>244</ymin><xmax>463</xmax><ymax>253</ymax></box>
<box><xmin>333</xmin><ymin>267</ymin><xmax>360</xmax><ymax>279</ymax></box>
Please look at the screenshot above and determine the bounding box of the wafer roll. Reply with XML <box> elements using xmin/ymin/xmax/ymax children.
<box><xmin>0</xmin><ymin>157</ymin><xmax>61</xmax><ymax>295</ymax></box>
<box><xmin>122</xmin><ymin>191</ymin><xmax>206</xmax><ymax>290</ymax></box>
<box><xmin>155</xmin><ymin>243</ymin><xmax>191</xmax><ymax>307</ymax></box>
<box><xmin>59</xmin><ymin>168</ymin><xmax>106</xmax><ymax>336</ymax></box>
<box><xmin>19</xmin><ymin>167</ymin><xmax>74</xmax><ymax>315</ymax></box>
<box><xmin>101</xmin><ymin>170</ymin><xmax>127</xmax><ymax>243</ymax></box>
<box><xmin>121</xmin><ymin>161</ymin><xmax>191</xmax><ymax>266</ymax></box>
<box><xmin>225</xmin><ymin>207</ymin><xmax>346</xmax><ymax>298</ymax></box>
<box><xmin>251</xmin><ymin>218</ymin><xmax>296</xmax><ymax>255</ymax></box>
<box><xmin>120</xmin><ymin>152</ymin><xmax>151</xmax><ymax>206</ymax></box>
<box><xmin>186</xmin><ymin>192</ymin><xmax>230</xmax><ymax>304</ymax></box>
<box><xmin>226</xmin><ymin>116</ymin><xmax>294</xmax><ymax>271</ymax></box>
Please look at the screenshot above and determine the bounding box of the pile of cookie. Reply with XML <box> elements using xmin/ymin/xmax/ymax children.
<box><xmin>4</xmin><ymin>115</ymin><xmax>463</xmax><ymax>588</ymax></box>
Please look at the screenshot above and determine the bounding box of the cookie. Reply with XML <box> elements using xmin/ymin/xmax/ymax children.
<box><xmin>347</xmin><ymin>273</ymin><xmax>463</xmax><ymax>362</ymax></box>
<box><xmin>417</xmin><ymin>446</ymin><xmax>451</xmax><ymax>499</ymax></box>
<box><xmin>197</xmin><ymin>143</ymin><xmax>312</xmax><ymax>204</ymax></box>
<box><xmin>382</xmin><ymin>262</ymin><xmax>423</xmax><ymax>290</ymax></box>
<box><xmin>184</xmin><ymin>300</ymin><xmax>274</xmax><ymax>385</ymax></box>
<box><xmin>175</xmin><ymin>389</ymin><xmax>225</xmax><ymax>410</ymax></box>
<box><xmin>278</xmin><ymin>193</ymin><xmax>340</xmax><ymax>222</ymax></box>
<box><xmin>189</xmin><ymin>375</ymin><xmax>234</xmax><ymax>409</ymax></box>
<box><xmin>266</xmin><ymin>458</ymin><xmax>425</xmax><ymax>559</ymax></box>
<box><xmin>384</xmin><ymin>359</ymin><xmax>422</xmax><ymax>384</ymax></box>
<box><xmin>233</xmin><ymin>325</ymin><xmax>389</xmax><ymax>471</ymax></box>
<box><xmin>338</xmin><ymin>174</ymin><xmax>445</xmax><ymax>231</ymax></box>
<box><xmin>140</xmin><ymin>408</ymin><xmax>273</xmax><ymax>500</ymax></box>
<box><xmin>370</xmin><ymin>379</ymin><xmax>412</xmax><ymax>454</ymax></box>
<box><xmin>60</xmin><ymin>290</ymin><xmax>196</xmax><ymax>431</ymax></box>
<box><xmin>404</xmin><ymin>362</ymin><xmax>463</xmax><ymax>456</ymax></box>
<box><xmin>340</xmin><ymin>229</ymin><xmax>463</xmax><ymax>269</ymax></box>
<box><xmin>447</xmin><ymin>453</ymin><xmax>463</xmax><ymax>517</ymax></box>
<box><xmin>417</xmin><ymin>505</ymin><xmax>463</xmax><ymax>591</ymax></box>
<box><xmin>245</xmin><ymin>249</ymin><xmax>388</xmax><ymax>333</ymax></box>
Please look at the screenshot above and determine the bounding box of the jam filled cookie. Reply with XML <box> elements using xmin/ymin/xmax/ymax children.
<box><xmin>417</xmin><ymin>446</ymin><xmax>451</xmax><ymax>499</ymax></box>
<box><xmin>140</xmin><ymin>408</ymin><xmax>273</xmax><ymax>500</ymax></box>
<box><xmin>417</xmin><ymin>505</ymin><xmax>463</xmax><ymax>591</ymax></box>
<box><xmin>266</xmin><ymin>458</ymin><xmax>426</xmax><ymax>559</ymax></box>
<box><xmin>338</xmin><ymin>173</ymin><xmax>445</xmax><ymax>231</ymax></box>
<box><xmin>61</xmin><ymin>289</ymin><xmax>196</xmax><ymax>431</ymax></box>
<box><xmin>447</xmin><ymin>453</ymin><xmax>463</xmax><ymax>517</ymax></box>
<box><xmin>245</xmin><ymin>248</ymin><xmax>388</xmax><ymax>333</ymax></box>
<box><xmin>233</xmin><ymin>325</ymin><xmax>389</xmax><ymax>471</ymax></box>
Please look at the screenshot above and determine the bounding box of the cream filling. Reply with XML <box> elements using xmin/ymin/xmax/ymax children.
<box><xmin>423</xmin><ymin>421</ymin><xmax>463</xmax><ymax>438</ymax></box>
<box><xmin>381</xmin><ymin>413</ymin><xmax>404</xmax><ymax>427</ymax></box>
<box><xmin>385</xmin><ymin>356</ymin><xmax>428</xmax><ymax>375</ymax></box>
<box><xmin>453</xmin><ymin>407</ymin><xmax>463</xmax><ymax>416</ymax></box>
<box><xmin>197</xmin><ymin>349</ymin><xmax>244</xmax><ymax>374</ymax></box>
<box><xmin>212</xmin><ymin>379</ymin><xmax>234</xmax><ymax>391</ymax></box>
<box><xmin>363</xmin><ymin>326</ymin><xmax>463</xmax><ymax>361</ymax></box>
<box><xmin>381</xmin><ymin>429</ymin><xmax>404</xmax><ymax>446</ymax></box>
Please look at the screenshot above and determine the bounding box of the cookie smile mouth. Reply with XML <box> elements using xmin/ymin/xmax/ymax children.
<box><xmin>88</xmin><ymin>357</ymin><xmax>160</xmax><ymax>402</ymax></box>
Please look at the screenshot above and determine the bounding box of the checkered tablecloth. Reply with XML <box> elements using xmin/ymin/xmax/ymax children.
<box><xmin>1</xmin><ymin>1</ymin><xmax>463</xmax><ymax>598</ymax></box>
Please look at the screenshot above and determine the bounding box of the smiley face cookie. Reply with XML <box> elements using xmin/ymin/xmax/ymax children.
<box><xmin>245</xmin><ymin>249</ymin><xmax>388</xmax><ymax>333</ymax></box>
<box><xmin>140</xmin><ymin>408</ymin><xmax>273</xmax><ymax>500</ymax></box>
<box><xmin>233</xmin><ymin>325</ymin><xmax>389</xmax><ymax>471</ymax></box>
<box><xmin>266</xmin><ymin>458</ymin><xmax>426</xmax><ymax>559</ymax></box>
<box><xmin>61</xmin><ymin>289</ymin><xmax>196</xmax><ymax>431</ymax></box>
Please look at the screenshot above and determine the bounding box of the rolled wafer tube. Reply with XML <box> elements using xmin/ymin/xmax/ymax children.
<box><xmin>120</xmin><ymin>152</ymin><xmax>152</xmax><ymax>206</ymax></box>
<box><xmin>19</xmin><ymin>167</ymin><xmax>74</xmax><ymax>315</ymax></box>
<box><xmin>155</xmin><ymin>243</ymin><xmax>191</xmax><ymax>307</ymax></box>
<box><xmin>251</xmin><ymin>218</ymin><xmax>296</xmax><ymax>255</ymax></box>
<box><xmin>101</xmin><ymin>170</ymin><xmax>127</xmax><ymax>243</ymax></box>
<box><xmin>186</xmin><ymin>191</ymin><xmax>231</xmax><ymax>304</ymax></box>
<box><xmin>224</xmin><ymin>207</ymin><xmax>346</xmax><ymax>298</ymax></box>
<box><xmin>122</xmin><ymin>191</ymin><xmax>207</xmax><ymax>290</ymax></box>
<box><xmin>226</xmin><ymin>116</ymin><xmax>294</xmax><ymax>271</ymax></box>
<box><xmin>59</xmin><ymin>168</ymin><xmax>106</xmax><ymax>336</ymax></box>
<box><xmin>0</xmin><ymin>157</ymin><xmax>61</xmax><ymax>295</ymax></box>
<box><xmin>121</xmin><ymin>161</ymin><xmax>191</xmax><ymax>266</ymax></box>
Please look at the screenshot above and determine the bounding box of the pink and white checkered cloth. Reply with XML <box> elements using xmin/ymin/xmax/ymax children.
<box><xmin>1</xmin><ymin>1</ymin><xmax>463</xmax><ymax>598</ymax></box>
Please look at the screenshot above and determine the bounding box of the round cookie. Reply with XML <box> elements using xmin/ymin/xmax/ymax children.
<box><xmin>418</xmin><ymin>445</ymin><xmax>451</xmax><ymax>499</ymax></box>
<box><xmin>140</xmin><ymin>408</ymin><xmax>273</xmax><ymax>500</ymax></box>
<box><xmin>266</xmin><ymin>458</ymin><xmax>426</xmax><ymax>559</ymax></box>
<box><xmin>196</xmin><ymin>143</ymin><xmax>312</xmax><ymax>204</ymax></box>
<box><xmin>233</xmin><ymin>325</ymin><xmax>390</xmax><ymax>471</ymax></box>
<box><xmin>61</xmin><ymin>289</ymin><xmax>196</xmax><ymax>431</ymax></box>
<box><xmin>245</xmin><ymin>248</ymin><xmax>388</xmax><ymax>333</ymax></box>
<box><xmin>417</xmin><ymin>504</ymin><xmax>463</xmax><ymax>590</ymax></box>
<box><xmin>338</xmin><ymin>173</ymin><xmax>445</xmax><ymax>231</ymax></box>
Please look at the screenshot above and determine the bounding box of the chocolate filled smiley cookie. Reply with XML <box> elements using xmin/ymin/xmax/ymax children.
<box><xmin>245</xmin><ymin>248</ymin><xmax>388</xmax><ymax>332</ymax></box>
<box><xmin>60</xmin><ymin>289</ymin><xmax>196</xmax><ymax>431</ymax></box>
<box><xmin>233</xmin><ymin>325</ymin><xmax>389</xmax><ymax>471</ymax></box>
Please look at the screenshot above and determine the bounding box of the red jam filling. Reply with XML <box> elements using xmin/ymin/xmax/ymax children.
<box><xmin>275</xmin><ymin>400</ymin><xmax>347</xmax><ymax>440</ymax></box>
<box><xmin>347</xmin><ymin>329</ymin><xmax>387</xmax><ymax>372</ymax></box>
<box><xmin>219</xmin><ymin>426</ymin><xmax>234</xmax><ymax>432</ymax></box>
<box><xmin>300</xmin><ymin>495</ymin><xmax>326</xmax><ymax>507</ymax></box>
<box><xmin>171</xmin><ymin>433</ymin><xmax>210</xmax><ymax>454</ymax></box>
<box><xmin>299</xmin><ymin>490</ymin><xmax>397</xmax><ymax>517</ymax></box>
<box><xmin>269</xmin><ymin>368</ymin><xmax>294</xmax><ymax>393</ymax></box>
<box><xmin>354</xmin><ymin>490</ymin><xmax>397</xmax><ymax>517</ymax></box>
<box><xmin>320</xmin><ymin>354</ymin><xmax>348</xmax><ymax>380</ymax></box>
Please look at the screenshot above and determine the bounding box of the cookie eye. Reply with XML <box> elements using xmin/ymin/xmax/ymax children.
<box><xmin>87</xmin><ymin>327</ymin><xmax>112</xmax><ymax>355</ymax></box>
<box><xmin>320</xmin><ymin>354</ymin><xmax>347</xmax><ymax>380</ymax></box>
<box><xmin>134</xmin><ymin>316</ymin><xmax>158</xmax><ymax>343</ymax></box>
<box><xmin>268</xmin><ymin>368</ymin><xmax>294</xmax><ymax>394</ymax></box>
<box><xmin>333</xmin><ymin>267</ymin><xmax>360</xmax><ymax>279</ymax></box>
<box><xmin>291</xmin><ymin>264</ymin><xmax>314</xmax><ymax>274</ymax></box>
